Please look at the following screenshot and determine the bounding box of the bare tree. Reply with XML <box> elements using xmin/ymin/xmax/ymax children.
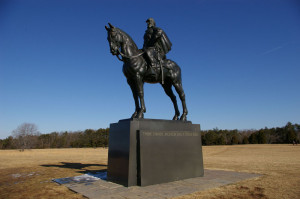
<box><xmin>12</xmin><ymin>123</ymin><xmax>40</xmax><ymax>150</ymax></box>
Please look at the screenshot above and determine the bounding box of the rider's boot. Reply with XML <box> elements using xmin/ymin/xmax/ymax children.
<box><xmin>146</xmin><ymin>63</ymin><xmax>157</xmax><ymax>80</ymax></box>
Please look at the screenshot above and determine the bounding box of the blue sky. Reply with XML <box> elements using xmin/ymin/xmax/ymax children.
<box><xmin>1</xmin><ymin>0</ymin><xmax>299</xmax><ymax>139</ymax></box>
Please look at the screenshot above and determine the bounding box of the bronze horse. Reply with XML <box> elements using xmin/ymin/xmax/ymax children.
<box><xmin>105</xmin><ymin>23</ymin><xmax>188</xmax><ymax>121</ymax></box>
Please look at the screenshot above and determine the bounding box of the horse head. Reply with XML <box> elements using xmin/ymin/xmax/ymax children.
<box><xmin>105</xmin><ymin>23</ymin><xmax>123</xmax><ymax>56</ymax></box>
<box><xmin>105</xmin><ymin>23</ymin><xmax>139</xmax><ymax>58</ymax></box>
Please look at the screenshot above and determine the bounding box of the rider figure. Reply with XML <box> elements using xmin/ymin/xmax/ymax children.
<box><xmin>143</xmin><ymin>18</ymin><xmax>172</xmax><ymax>73</ymax></box>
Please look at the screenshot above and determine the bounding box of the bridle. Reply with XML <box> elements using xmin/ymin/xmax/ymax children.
<box><xmin>109</xmin><ymin>30</ymin><xmax>144</xmax><ymax>62</ymax></box>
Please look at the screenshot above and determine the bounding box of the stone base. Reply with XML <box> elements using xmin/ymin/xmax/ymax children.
<box><xmin>107</xmin><ymin>118</ymin><xmax>204</xmax><ymax>187</ymax></box>
<box><xmin>54</xmin><ymin>169</ymin><xmax>262</xmax><ymax>199</ymax></box>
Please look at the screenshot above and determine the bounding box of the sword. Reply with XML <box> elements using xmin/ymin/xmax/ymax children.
<box><xmin>159</xmin><ymin>58</ymin><xmax>164</xmax><ymax>84</ymax></box>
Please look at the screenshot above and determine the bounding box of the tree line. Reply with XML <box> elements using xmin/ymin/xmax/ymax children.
<box><xmin>0</xmin><ymin>123</ymin><xmax>109</xmax><ymax>150</ymax></box>
<box><xmin>202</xmin><ymin>122</ymin><xmax>300</xmax><ymax>145</ymax></box>
<box><xmin>0</xmin><ymin>122</ymin><xmax>299</xmax><ymax>150</ymax></box>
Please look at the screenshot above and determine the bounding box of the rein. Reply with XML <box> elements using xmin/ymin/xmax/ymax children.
<box><xmin>116</xmin><ymin>49</ymin><xmax>144</xmax><ymax>61</ymax></box>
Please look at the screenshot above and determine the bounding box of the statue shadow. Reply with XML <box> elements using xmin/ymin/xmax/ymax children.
<box><xmin>41</xmin><ymin>162</ymin><xmax>107</xmax><ymax>174</ymax></box>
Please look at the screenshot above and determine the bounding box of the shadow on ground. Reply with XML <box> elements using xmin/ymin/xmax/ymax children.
<box><xmin>41</xmin><ymin>162</ymin><xmax>107</xmax><ymax>174</ymax></box>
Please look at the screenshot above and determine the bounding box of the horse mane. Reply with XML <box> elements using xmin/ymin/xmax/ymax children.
<box><xmin>116</xmin><ymin>28</ymin><xmax>139</xmax><ymax>50</ymax></box>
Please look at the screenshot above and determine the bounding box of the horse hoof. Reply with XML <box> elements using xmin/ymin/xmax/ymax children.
<box><xmin>172</xmin><ymin>115</ymin><xmax>179</xmax><ymax>120</ymax></box>
<box><xmin>180</xmin><ymin>115</ymin><xmax>187</xmax><ymax>121</ymax></box>
<box><xmin>137</xmin><ymin>112</ymin><xmax>144</xmax><ymax>119</ymax></box>
<box><xmin>131</xmin><ymin>112</ymin><xmax>138</xmax><ymax>118</ymax></box>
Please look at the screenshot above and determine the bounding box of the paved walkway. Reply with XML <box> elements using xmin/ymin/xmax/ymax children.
<box><xmin>53</xmin><ymin>169</ymin><xmax>261</xmax><ymax>199</ymax></box>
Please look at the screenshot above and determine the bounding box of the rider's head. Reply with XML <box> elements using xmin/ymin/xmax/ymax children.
<box><xmin>146</xmin><ymin>18</ymin><xmax>156</xmax><ymax>28</ymax></box>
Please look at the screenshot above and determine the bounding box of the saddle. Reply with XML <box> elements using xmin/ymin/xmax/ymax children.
<box><xmin>145</xmin><ymin>59</ymin><xmax>169</xmax><ymax>83</ymax></box>
<box><xmin>143</xmin><ymin>48</ymin><xmax>172</xmax><ymax>83</ymax></box>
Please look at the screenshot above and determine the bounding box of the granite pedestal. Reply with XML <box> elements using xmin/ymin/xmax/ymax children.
<box><xmin>107</xmin><ymin>118</ymin><xmax>204</xmax><ymax>187</ymax></box>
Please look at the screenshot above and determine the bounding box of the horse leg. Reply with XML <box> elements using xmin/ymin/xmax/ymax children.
<box><xmin>136</xmin><ymin>75</ymin><xmax>146</xmax><ymax>119</ymax></box>
<box><xmin>173</xmin><ymin>82</ymin><xmax>188</xmax><ymax>121</ymax></box>
<box><xmin>162</xmin><ymin>81</ymin><xmax>180</xmax><ymax>120</ymax></box>
<box><xmin>127</xmin><ymin>79</ymin><xmax>140</xmax><ymax>118</ymax></box>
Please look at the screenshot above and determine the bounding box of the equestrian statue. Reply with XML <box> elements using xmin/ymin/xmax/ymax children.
<box><xmin>105</xmin><ymin>18</ymin><xmax>188</xmax><ymax>121</ymax></box>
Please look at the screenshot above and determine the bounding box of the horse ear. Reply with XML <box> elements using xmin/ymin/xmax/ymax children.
<box><xmin>105</xmin><ymin>25</ymin><xmax>110</xmax><ymax>31</ymax></box>
<box><xmin>108</xmin><ymin>23</ymin><xmax>115</xmax><ymax>29</ymax></box>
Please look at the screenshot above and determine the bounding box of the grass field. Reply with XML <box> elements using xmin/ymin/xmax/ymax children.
<box><xmin>0</xmin><ymin>145</ymin><xmax>299</xmax><ymax>199</ymax></box>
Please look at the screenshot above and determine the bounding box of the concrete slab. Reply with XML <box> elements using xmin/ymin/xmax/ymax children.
<box><xmin>53</xmin><ymin>169</ymin><xmax>261</xmax><ymax>199</ymax></box>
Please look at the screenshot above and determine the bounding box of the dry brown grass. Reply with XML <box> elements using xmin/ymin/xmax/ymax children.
<box><xmin>176</xmin><ymin>144</ymin><xmax>300</xmax><ymax>199</ymax></box>
<box><xmin>0</xmin><ymin>145</ymin><xmax>299</xmax><ymax>199</ymax></box>
<box><xmin>0</xmin><ymin>148</ymin><xmax>107</xmax><ymax>199</ymax></box>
